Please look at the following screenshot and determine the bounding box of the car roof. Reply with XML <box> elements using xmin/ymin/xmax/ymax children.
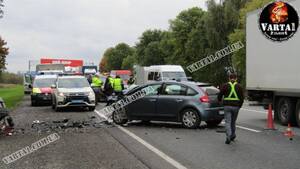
<box><xmin>145</xmin><ymin>65</ymin><xmax>185</xmax><ymax>72</ymax></box>
<box><xmin>58</xmin><ymin>75</ymin><xmax>85</xmax><ymax>79</ymax></box>
<box><xmin>35</xmin><ymin>75</ymin><xmax>57</xmax><ymax>79</ymax></box>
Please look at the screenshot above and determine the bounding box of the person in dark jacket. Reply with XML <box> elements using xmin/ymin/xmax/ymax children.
<box><xmin>127</xmin><ymin>74</ymin><xmax>135</xmax><ymax>85</ymax></box>
<box><xmin>218</xmin><ymin>73</ymin><xmax>244</xmax><ymax>144</ymax></box>
<box><xmin>104</xmin><ymin>75</ymin><xmax>114</xmax><ymax>106</ymax></box>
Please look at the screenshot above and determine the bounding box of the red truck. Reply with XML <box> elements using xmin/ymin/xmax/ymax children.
<box><xmin>110</xmin><ymin>70</ymin><xmax>132</xmax><ymax>85</ymax></box>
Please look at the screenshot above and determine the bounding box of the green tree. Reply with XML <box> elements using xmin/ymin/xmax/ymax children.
<box><xmin>135</xmin><ymin>29</ymin><xmax>167</xmax><ymax>66</ymax></box>
<box><xmin>0</xmin><ymin>37</ymin><xmax>9</xmax><ymax>73</ymax></box>
<box><xmin>121</xmin><ymin>53</ymin><xmax>136</xmax><ymax>70</ymax></box>
<box><xmin>100</xmin><ymin>43</ymin><xmax>135</xmax><ymax>71</ymax></box>
<box><xmin>0</xmin><ymin>0</ymin><xmax>4</xmax><ymax>19</ymax></box>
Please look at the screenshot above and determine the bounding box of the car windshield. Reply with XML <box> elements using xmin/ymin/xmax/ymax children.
<box><xmin>33</xmin><ymin>78</ymin><xmax>56</xmax><ymax>88</ymax></box>
<box><xmin>58</xmin><ymin>78</ymin><xmax>90</xmax><ymax>88</ymax></box>
<box><xmin>162</xmin><ymin>72</ymin><xmax>187</xmax><ymax>81</ymax></box>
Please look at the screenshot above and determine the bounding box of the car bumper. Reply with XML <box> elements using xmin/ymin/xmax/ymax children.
<box><xmin>56</xmin><ymin>96</ymin><xmax>96</xmax><ymax>108</ymax></box>
<box><xmin>31</xmin><ymin>94</ymin><xmax>52</xmax><ymax>102</ymax></box>
<box><xmin>56</xmin><ymin>102</ymin><xmax>95</xmax><ymax>108</ymax></box>
<box><xmin>201</xmin><ymin>107</ymin><xmax>224</xmax><ymax>121</ymax></box>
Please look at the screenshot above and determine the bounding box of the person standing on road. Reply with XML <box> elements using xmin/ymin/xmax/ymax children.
<box><xmin>127</xmin><ymin>74</ymin><xmax>135</xmax><ymax>86</ymax></box>
<box><xmin>218</xmin><ymin>73</ymin><xmax>244</xmax><ymax>144</ymax></box>
<box><xmin>91</xmin><ymin>74</ymin><xmax>103</xmax><ymax>103</ymax></box>
<box><xmin>104</xmin><ymin>75</ymin><xmax>114</xmax><ymax>106</ymax></box>
<box><xmin>113</xmin><ymin>75</ymin><xmax>124</xmax><ymax>96</ymax></box>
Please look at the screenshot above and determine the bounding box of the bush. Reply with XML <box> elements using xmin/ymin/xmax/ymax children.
<box><xmin>0</xmin><ymin>72</ymin><xmax>23</xmax><ymax>84</ymax></box>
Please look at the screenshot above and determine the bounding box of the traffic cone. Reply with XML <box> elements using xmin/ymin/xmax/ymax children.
<box><xmin>284</xmin><ymin>123</ymin><xmax>295</xmax><ymax>141</ymax></box>
<box><xmin>265</xmin><ymin>103</ymin><xmax>276</xmax><ymax>130</ymax></box>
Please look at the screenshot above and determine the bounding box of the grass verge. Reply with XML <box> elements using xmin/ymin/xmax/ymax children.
<box><xmin>0</xmin><ymin>84</ymin><xmax>24</xmax><ymax>109</ymax></box>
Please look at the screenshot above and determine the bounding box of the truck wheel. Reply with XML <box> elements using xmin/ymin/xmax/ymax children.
<box><xmin>276</xmin><ymin>97</ymin><xmax>296</xmax><ymax>125</ymax></box>
<box><xmin>295</xmin><ymin>100</ymin><xmax>300</xmax><ymax>127</ymax></box>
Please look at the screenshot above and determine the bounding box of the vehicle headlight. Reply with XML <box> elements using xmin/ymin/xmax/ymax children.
<box><xmin>58</xmin><ymin>92</ymin><xmax>65</xmax><ymax>97</ymax></box>
<box><xmin>32</xmin><ymin>88</ymin><xmax>41</xmax><ymax>94</ymax></box>
<box><xmin>89</xmin><ymin>91</ymin><xmax>95</xmax><ymax>97</ymax></box>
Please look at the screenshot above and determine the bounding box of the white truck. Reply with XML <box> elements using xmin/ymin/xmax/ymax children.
<box><xmin>36</xmin><ymin>64</ymin><xmax>65</xmax><ymax>75</ymax></box>
<box><xmin>246</xmin><ymin>0</ymin><xmax>300</xmax><ymax>126</ymax></box>
<box><xmin>134</xmin><ymin>65</ymin><xmax>188</xmax><ymax>86</ymax></box>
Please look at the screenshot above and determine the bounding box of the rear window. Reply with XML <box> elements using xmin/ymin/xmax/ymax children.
<box><xmin>200</xmin><ymin>86</ymin><xmax>219</xmax><ymax>95</ymax></box>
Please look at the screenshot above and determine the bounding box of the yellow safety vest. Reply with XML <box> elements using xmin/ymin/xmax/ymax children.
<box><xmin>113</xmin><ymin>78</ymin><xmax>122</xmax><ymax>92</ymax></box>
<box><xmin>223</xmin><ymin>81</ymin><xmax>240</xmax><ymax>101</ymax></box>
<box><xmin>92</xmin><ymin>77</ymin><xmax>102</xmax><ymax>87</ymax></box>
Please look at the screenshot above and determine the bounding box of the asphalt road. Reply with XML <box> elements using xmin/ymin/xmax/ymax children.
<box><xmin>1</xmin><ymin>96</ymin><xmax>300</xmax><ymax>169</ymax></box>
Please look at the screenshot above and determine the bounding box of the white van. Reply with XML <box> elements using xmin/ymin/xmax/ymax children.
<box><xmin>134</xmin><ymin>65</ymin><xmax>188</xmax><ymax>85</ymax></box>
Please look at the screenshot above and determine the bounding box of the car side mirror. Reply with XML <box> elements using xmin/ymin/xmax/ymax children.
<box><xmin>28</xmin><ymin>84</ymin><xmax>32</xmax><ymax>89</ymax></box>
<box><xmin>51</xmin><ymin>84</ymin><xmax>56</xmax><ymax>89</ymax></box>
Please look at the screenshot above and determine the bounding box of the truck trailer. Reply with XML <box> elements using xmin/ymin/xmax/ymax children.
<box><xmin>246</xmin><ymin>0</ymin><xmax>300</xmax><ymax>126</ymax></box>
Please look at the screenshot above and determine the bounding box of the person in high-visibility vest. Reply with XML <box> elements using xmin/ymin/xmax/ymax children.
<box><xmin>113</xmin><ymin>75</ymin><xmax>124</xmax><ymax>95</ymax></box>
<box><xmin>91</xmin><ymin>74</ymin><xmax>103</xmax><ymax>103</ymax></box>
<box><xmin>91</xmin><ymin>74</ymin><xmax>103</xmax><ymax>87</ymax></box>
<box><xmin>218</xmin><ymin>72</ymin><xmax>244</xmax><ymax>144</ymax></box>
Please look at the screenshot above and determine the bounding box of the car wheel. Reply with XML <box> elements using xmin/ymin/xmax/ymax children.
<box><xmin>295</xmin><ymin>100</ymin><xmax>300</xmax><ymax>127</ymax></box>
<box><xmin>31</xmin><ymin>100</ymin><xmax>37</xmax><ymax>106</ymax></box>
<box><xmin>54</xmin><ymin>103</ymin><xmax>61</xmax><ymax>112</ymax></box>
<box><xmin>112</xmin><ymin>108</ymin><xmax>128</xmax><ymax>125</ymax></box>
<box><xmin>276</xmin><ymin>97</ymin><xmax>296</xmax><ymax>125</ymax></box>
<box><xmin>206</xmin><ymin>120</ymin><xmax>222</xmax><ymax>127</ymax></box>
<box><xmin>88</xmin><ymin>106</ymin><xmax>95</xmax><ymax>111</ymax></box>
<box><xmin>181</xmin><ymin>109</ymin><xmax>200</xmax><ymax>129</ymax></box>
<box><xmin>52</xmin><ymin>98</ymin><xmax>56</xmax><ymax>109</ymax></box>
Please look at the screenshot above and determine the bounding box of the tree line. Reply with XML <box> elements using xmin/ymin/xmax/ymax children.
<box><xmin>0</xmin><ymin>0</ymin><xmax>9</xmax><ymax>82</ymax></box>
<box><xmin>99</xmin><ymin>0</ymin><xmax>272</xmax><ymax>86</ymax></box>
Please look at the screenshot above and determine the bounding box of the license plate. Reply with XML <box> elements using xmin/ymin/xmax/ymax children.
<box><xmin>219</xmin><ymin>111</ymin><xmax>224</xmax><ymax>115</ymax></box>
<box><xmin>72</xmin><ymin>100</ymin><xmax>83</xmax><ymax>103</ymax></box>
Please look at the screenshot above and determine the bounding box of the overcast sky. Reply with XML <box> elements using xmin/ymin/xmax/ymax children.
<box><xmin>0</xmin><ymin>0</ymin><xmax>206</xmax><ymax>73</ymax></box>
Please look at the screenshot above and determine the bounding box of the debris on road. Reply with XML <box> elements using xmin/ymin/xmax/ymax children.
<box><xmin>30</xmin><ymin>116</ymin><xmax>113</xmax><ymax>133</ymax></box>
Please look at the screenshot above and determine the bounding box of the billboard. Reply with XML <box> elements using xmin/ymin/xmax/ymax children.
<box><xmin>40</xmin><ymin>58</ymin><xmax>83</xmax><ymax>67</ymax></box>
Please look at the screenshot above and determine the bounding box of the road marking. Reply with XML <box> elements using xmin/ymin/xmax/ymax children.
<box><xmin>241</xmin><ymin>108</ymin><xmax>268</xmax><ymax>114</ymax></box>
<box><xmin>221</xmin><ymin>122</ymin><xmax>262</xmax><ymax>133</ymax></box>
<box><xmin>236</xmin><ymin>125</ymin><xmax>262</xmax><ymax>133</ymax></box>
<box><xmin>94</xmin><ymin>110</ymin><xmax>188</xmax><ymax>169</ymax></box>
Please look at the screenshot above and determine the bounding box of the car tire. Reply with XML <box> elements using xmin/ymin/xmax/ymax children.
<box><xmin>181</xmin><ymin>108</ymin><xmax>200</xmax><ymax>129</ymax></box>
<box><xmin>52</xmin><ymin>98</ymin><xmax>56</xmax><ymax>109</ymax></box>
<box><xmin>88</xmin><ymin>106</ymin><xmax>95</xmax><ymax>111</ymax></box>
<box><xmin>276</xmin><ymin>97</ymin><xmax>296</xmax><ymax>125</ymax></box>
<box><xmin>112</xmin><ymin>108</ymin><xmax>128</xmax><ymax>125</ymax></box>
<box><xmin>31</xmin><ymin>100</ymin><xmax>37</xmax><ymax>106</ymax></box>
<box><xmin>295</xmin><ymin>100</ymin><xmax>300</xmax><ymax>127</ymax></box>
<box><xmin>206</xmin><ymin>120</ymin><xmax>222</xmax><ymax>127</ymax></box>
<box><xmin>54</xmin><ymin>103</ymin><xmax>61</xmax><ymax>112</ymax></box>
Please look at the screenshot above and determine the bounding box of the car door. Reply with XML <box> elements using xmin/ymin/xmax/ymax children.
<box><xmin>156</xmin><ymin>83</ymin><xmax>188</xmax><ymax>121</ymax></box>
<box><xmin>126</xmin><ymin>84</ymin><xmax>162</xmax><ymax>120</ymax></box>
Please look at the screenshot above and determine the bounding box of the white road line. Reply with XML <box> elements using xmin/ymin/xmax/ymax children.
<box><xmin>118</xmin><ymin>126</ymin><xmax>188</xmax><ymax>169</ymax></box>
<box><xmin>241</xmin><ymin>108</ymin><xmax>268</xmax><ymax>114</ymax></box>
<box><xmin>236</xmin><ymin>125</ymin><xmax>262</xmax><ymax>133</ymax></box>
<box><xmin>94</xmin><ymin>110</ymin><xmax>188</xmax><ymax>169</ymax></box>
<box><xmin>221</xmin><ymin>122</ymin><xmax>262</xmax><ymax>133</ymax></box>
